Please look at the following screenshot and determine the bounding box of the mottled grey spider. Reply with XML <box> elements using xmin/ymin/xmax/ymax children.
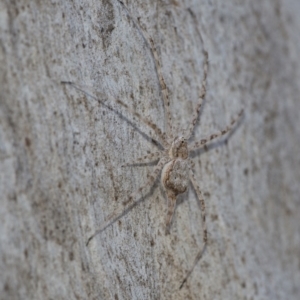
<box><xmin>62</xmin><ymin>0</ymin><xmax>243</xmax><ymax>289</ymax></box>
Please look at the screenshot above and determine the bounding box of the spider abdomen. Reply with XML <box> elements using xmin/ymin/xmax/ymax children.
<box><xmin>161</xmin><ymin>159</ymin><xmax>189</xmax><ymax>197</ymax></box>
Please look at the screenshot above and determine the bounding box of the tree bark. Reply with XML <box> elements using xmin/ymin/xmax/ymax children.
<box><xmin>1</xmin><ymin>0</ymin><xmax>300</xmax><ymax>299</ymax></box>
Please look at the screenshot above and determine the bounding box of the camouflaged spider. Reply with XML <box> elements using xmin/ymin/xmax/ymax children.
<box><xmin>62</xmin><ymin>0</ymin><xmax>243</xmax><ymax>289</ymax></box>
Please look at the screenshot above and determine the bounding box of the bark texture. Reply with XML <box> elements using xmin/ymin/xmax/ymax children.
<box><xmin>1</xmin><ymin>0</ymin><xmax>300</xmax><ymax>299</ymax></box>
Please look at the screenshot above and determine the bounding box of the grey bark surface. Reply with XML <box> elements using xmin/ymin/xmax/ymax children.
<box><xmin>1</xmin><ymin>0</ymin><xmax>300</xmax><ymax>299</ymax></box>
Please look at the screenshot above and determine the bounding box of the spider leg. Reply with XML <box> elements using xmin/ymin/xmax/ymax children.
<box><xmin>165</xmin><ymin>191</ymin><xmax>177</xmax><ymax>235</ymax></box>
<box><xmin>86</xmin><ymin>156</ymin><xmax>169</xmax><ymax>246</ymax></box>
<box><xmin>147</xmin><ymin>35</ymin><xmax>173</xmax><ymax>140</ymax></box>
<box><xmin>117</xmin><ymin>0</ymin><xmax>173</xmax><ymax>140</ymax></box>
<box><xmin>179</xmin><ymin>164</ymin><xmax>207</xmax><ymax>289</ymax></box>
<box><xmin>185</xmin><ymin>50</ymin><xmax>209</xmax><ymax>139</ymax></box>
<box><xmin>61</xmin><ymin>81</ymin><xmax>168</xmax><ymax>148</ymax></box>
<box><xmin>189</xmin><ymin>109</ymin><xmax>244</xmax><ymax>152</ymax></box>
<box><xmin>121</xmin><ymin>150</ymin><xmax>162</xmax><ymax>167</ymax></box>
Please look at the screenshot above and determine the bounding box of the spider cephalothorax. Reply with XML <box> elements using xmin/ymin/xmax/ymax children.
<box><xmin>169</xmin><ymin>136</ymin><xmax>188</xmax><ymax>159</ymax></box>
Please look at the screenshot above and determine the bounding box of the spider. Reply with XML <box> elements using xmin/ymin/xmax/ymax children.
<box><xmin>62</xmin><ymin>0</ymin><xmax>243</xmax><ymax>289</ymax></box>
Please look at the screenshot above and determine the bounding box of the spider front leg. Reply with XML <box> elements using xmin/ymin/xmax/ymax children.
<box><xmin>185</xmin><ymin>50</ymin><xmax>209</xmax><ymax>139</ymax></box>
<box><xmin>189</xmin><ymin>109</ymin><xmax>244</xmax><ymax>151</ymax></box>
<box><xmin>86</xmin><ymin>156</ymin><xmax>169</xmax><ymax>246</ymax></box>
<box><xmin>117</xmin><ymin>0</ymin><xmax>173</xmax><ymax>140</ymax></box>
